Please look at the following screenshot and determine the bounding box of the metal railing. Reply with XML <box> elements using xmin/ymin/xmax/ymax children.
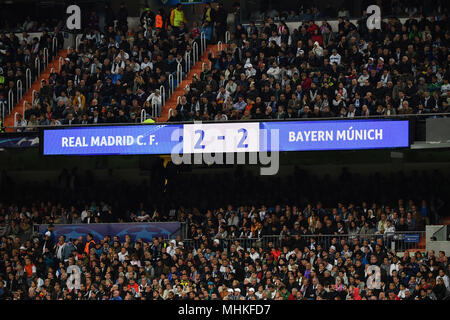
<box><xmin>177</xmin><ymin>96</ymin><xmax>182</xmax><ymax>105</ymax></box>
<box><xmin>16</xmin><ymin>80</ymin><xmax>23</xmax><ymax>102</ymax></box>
<box><xmin>25</xmin><ymin>68</ymin><xmax>32</xmax><ymax>91</ymax></box>
<box><xmin>176</xmin><ymin>63</ymin><xmax>183</xmax><ymax>87</ymax></box>
<box><xmin>217</xmin><ymin>41</ymin><xmax>223</xmax><ymax>51</ymax></box>
<box><xmin>225</xmin><ymin>31</ymin><xmax>230</xmax><ymax>44</ymax></box>
<box><xmin>192</xmin><ymin>41</ymin><xmax>199</xmax><ymax>65</ymax></box>
<box><xmin>168</xmin><ymin>74</ymin><xmax>174</xmax><ymax>96</ymax></box>
<box><xmin>180</xmin><ymin>232</ymin><xmax>426</xmax><ymax>252</ymax></box>
<box><xmin>43</xmin><ymin>47</ymin><xmax>49</xmax><ymax>69</ymax></box>
<box><xmin>160</xmin><ymin>85</ymin><xmax>166</xmax><ymax>106</ymax></box>
<box><xmin>8</xmin><ymin>89</ymin><xmax>14</xmax><ymax>114</ymax></box>
<box><xmin>52</xmin><ymin>37</ymin><xmax>58</xmax><ymax>54</ymax></box>
<box><xmin>185</xmin><ymin>51</ymin><xmax>191</xmax><ymax>73</ymax></box>
<box><xmin>168</xmin><ymin>108</ymin><xmax>174</xmax><ymax>119</ymax></box>
<box><xmin>200</xmin><ymin>32</ymin><xmax>206</xmax><ymax>54</ymax></box>
<box><xmin>34</xmin><ymin>57</ymin><xmax>40</xmax><ymax>80</ymax></box>
<box><xmin>140</xmin><ymin>109</ymin><xmax>146</xmax><ymax>123</ymax></box>
<box><xmin>14</xmin><ymin>112</ymin><xmax>20</xmax><ymax>128</ymax></box>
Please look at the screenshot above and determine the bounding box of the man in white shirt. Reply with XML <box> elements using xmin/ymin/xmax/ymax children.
<box><xmin>436</xmin><ymin>269</ymin><xmax>449</xmax><ymax>289</ymax></box>
<box><xmin>141</xmin><ymin>56</ymin><xmax>153</xmax><ymax>71</ymax></box>
<box><xmin>249</xmin><ymin>247</ymin><xmax>260</xmax><ymax>262</ymax></box>
<box><xmin>330</xmin><ymin>49</ymin><xmax>341</xmax><ymax>65</ymax></box>
<box><xmin>267</xmin><ymin>62</ymin><xmax>281</xmax><ymax>80</ymax></box>
<box><xmin>146</xmin><ymin>90</ymin><xmax>163</xmax><ymax>117</ymax></box>
<box><xmin>118</xmin><ymin>247</ymin><xmax>129</xmax><ymax>262</ymax></box>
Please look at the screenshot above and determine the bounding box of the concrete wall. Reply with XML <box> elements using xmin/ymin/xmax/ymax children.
<box><xmin>426</xmin><ymin>225</ymin><xmax>450</xmax><ymax>254</ymax></box>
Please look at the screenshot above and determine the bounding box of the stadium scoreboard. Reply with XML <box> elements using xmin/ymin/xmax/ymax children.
<box><xmin>42</xmin><ymin>119</ymin><xmax>410</xmax><ymax>156</ymax></box>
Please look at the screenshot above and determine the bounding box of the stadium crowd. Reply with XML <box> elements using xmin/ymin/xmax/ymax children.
<box><xmin>0</xmin><ymin>3</ymin><xmax>446</xmax><ymax>130</ymax></box>
<box><xmin>170</xmin><ymin>13</ymin><xmax>449</xmax><ymax>121</ymax></box>
<box><xmin>9</xmin><ymin>2</ymin><xmax>225</xmax><ymax>131</ymax></box>
<box><xmin>0</xmin><ymin>198</ymin><xmax>449</xmax><ymax>300</ymax></box>
<box><xmin>1</xmin><ymin>1</ymin><xmax>449</xmax><ymax>302</ymax></box>
<box><xmin>1</xmin><ymin>164</ymin><xmax>449</xmax><ymax>301</ymax></box>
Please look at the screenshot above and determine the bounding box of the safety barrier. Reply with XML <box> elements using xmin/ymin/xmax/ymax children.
<box><xmin>43</xmin><ymin>47</ymin><xmax>49</xmax><ymax>69</ymax></box>
<box><xmin>176</xmin><ymin>63</ymin><xmax>183</xmax><ymax>86</ymax></box>
<box><xmin>168</xmin><ymin>73</ymin><xmax>174</xmax><ymax>96</ymax></box>
<box><xmin>140</xmin><ymin>109</ymin><xmax>146</xmax><ymax>123</ymax></box>
<box><xmin>192</xmin><ymin>41</ymin><xmax>199</xmax><ymax>64</ymax></box>
<box><xmin>34</xmin><ymin>57</ymin><xmax>40</xmax><ymax>80</ymax></box>
<box><xmin>160</xmin><ymin>85</ymin><xmax>166</xmax><ymax>106</ymax></box>
<box><xmin>185</xmin><ymin>51</ymin><xmax>191</xmax><ymax>73</ymax></box>
<box><xmin>180</xmin><ymin>232</ymin><xmax>426</xmax><ymax>252</ymax></box>
<box><xmin>177</xmin><ymin>96</ymin><xmax>182</xmax><ymax>105</ymax></box>
<box><xmin>52</xmin><ymin>37</ymin><xmax>58</xmax><ymax>54</ymax></box>
<box><xmin>14</xmin><ymin>112</ymin><xmax>20</xmax><ymax>128</ymax></box>
<box><xmin>200</xmin><ymin>32</ymin><xmax>206</xmax><ymax>54</ymax></box>
<box><xmin>25</xmin><ymin>68</ymin><xmax>32</xmax><ymax>91</ymax></box>
<box><xmin>168</xmin><ymin>108</ymin><xmax>174</xmax><ymax>118</ymax></box>
<box><xmin>225</xmin><ymin>31</ymin><xmax>230</xmax><ymax>44</ymax></box>
<box><xmin>217</xmin><ymin>41</ymin><xmax>223</xmax><ymax>51</ymax></box>
<box><xmin>8</xmin><ymin>89</ymin><xmax>14</xmax><ymax>113</ymax></box>
<box><xmin>16</xmin><ymin>80</ymin><xmax>23</xmax><ymax>102</ymax></box>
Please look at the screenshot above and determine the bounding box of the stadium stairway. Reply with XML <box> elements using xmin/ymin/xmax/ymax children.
<box><xmin>158</xmin><ymin>43</ymin><xmax>224</xmax><ymax>122</ymax></box>
<box><xmin>4</xmin><ymin>50</ymin><xmax>68</xmax><ymax>132</ymax></box>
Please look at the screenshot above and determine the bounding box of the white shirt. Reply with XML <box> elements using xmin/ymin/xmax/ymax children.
<box><xmin>437</xmin><ymin>275</ymin><xmax>449</xmax><ymax>288</ymax></box>
<box><xmin>267</xmin><ymin>66</ymin><xmax>281</xmax><ymax>80</ymax></box>
<box><xmin>141</xmin><ymin>61</ymin><xmax>153</xmax><ymax>71</ymax></box>
<box><xmin>81</xmin><ymin>210</ymin><xmax>89</xmax><ymax>221</ymax></box>
<box><xmin>118</xmin><ymin>251</ymin><xmax>129</xmax><ymax>262</ymax></box>
<box><xmin>441</xmin><ymin>83</ymin><xmax>450</xmax><ymax>96</ymax></box>
<box><xmin>330</xmin><ymin>53</ymin><xmax>341</xmax><ymax>65</ymax></box>
<box><xmin>249</xmin><ymin>252</ymin><xmax>260</xmax><ymax>262</ymax></box>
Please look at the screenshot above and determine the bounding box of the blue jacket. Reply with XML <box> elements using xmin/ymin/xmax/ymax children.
<box><xmin>200</xmin><ymin>26</ymin><xmax>212</xmax><ymax>41</ymax></box>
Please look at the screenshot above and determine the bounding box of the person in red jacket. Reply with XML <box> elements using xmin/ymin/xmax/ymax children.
<box><xmin>306</xmin><ymin>20</ymin><xmax>319</xmax><ymax>35</ymax></box>
<box><xmin>311</xmin><ymin>29</ymin><xmax>323</xmax><ymax>47</ymax></box>
<box><xmin>127</xmin><ymin>278</ymin><xmax>140</xmax><ymax>297</ymax></box>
